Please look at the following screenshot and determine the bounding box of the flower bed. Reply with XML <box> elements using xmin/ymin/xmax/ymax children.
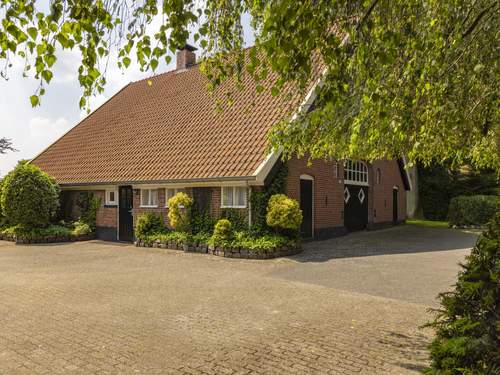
<box><xmin>0</xmin><ymin>232</ymin><xmax>95</xmax><ymax>244</ymax></box>
<box><xmin>0</xmin><ymin>223</ymin><xmax>95</xmax><ymax>245</ymax></box>
<box><xmin>134</xmin><ymin>232</ymin><xmax>302</xmax><ymax>259</ymax></box>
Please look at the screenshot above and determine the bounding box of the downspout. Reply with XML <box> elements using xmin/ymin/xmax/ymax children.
<box><xmin>247</xmin><ymin>182</ymin><xmax>252</xmax><ymax>229</ymax></box>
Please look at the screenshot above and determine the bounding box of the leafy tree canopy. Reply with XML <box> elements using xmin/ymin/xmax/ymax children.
<box><xmin>0</xmin><ymin>0</ymin><xmax>498</xmax><ymax>169</ymax></box>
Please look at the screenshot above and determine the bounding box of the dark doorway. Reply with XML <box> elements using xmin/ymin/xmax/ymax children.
<box><xmin>192</xmin><ymin>187</ymin><xmax>211</xmax><ymax>213</ymax></box>
<box><xmin>300</xmin><ymin>178</ymin><xmax>313</xmax><ymax>238</ymax></box>
<box><xmin>119</xmin><ymin>186</ymin><xmax>134</xmax><ymax>241</ymax></box>
<box><xmin>392</xmin><ymin>187</ymin><xmax>399</xmax><ymax>224</ymax></box>
<box><xmin>344</xmin><ymin>185</ymin><xmax>368</xmax><ymax>231</ymax></box>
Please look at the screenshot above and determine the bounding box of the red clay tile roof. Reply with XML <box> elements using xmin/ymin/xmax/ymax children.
<box><xmin>32</xmin><ymin>61</ymin><xmax>316</xmax><ymax>185</ymax></box>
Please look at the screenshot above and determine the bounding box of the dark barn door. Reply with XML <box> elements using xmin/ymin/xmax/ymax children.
<box><xmin>392</xmin><ymin>188</ymin><xmax>398</xmax><ymax>224</ymax></box>
<box><xmin>119</xmin><ymin>186</ymin><xmax>134</xmax><ymax>241</ymax></box>
<box><xmin>344</xmin><ymin>185</ymin><xmax>368</xmax><ymax>231</ymax></box>
<box><xmin>300</xmin><ymin>179</ymin><xmax>313</xmax><ymax>238</ymax></box>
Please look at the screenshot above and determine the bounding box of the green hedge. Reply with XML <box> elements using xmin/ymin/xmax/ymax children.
<box><xmin>448</xmin><ymin>195</ymin><xmax>498</xmax><ymax>226</ymax></box>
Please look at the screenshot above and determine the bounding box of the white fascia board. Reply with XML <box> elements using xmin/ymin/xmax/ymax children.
<box><xmin>61</xmin><ymin>185</ymin><xmax>118</xmax><ymax>191</ymax></box>
<box><xmin>253</xmin><ymin>67</ymin><xmax>328</xmax><ymax>185</ymax></box>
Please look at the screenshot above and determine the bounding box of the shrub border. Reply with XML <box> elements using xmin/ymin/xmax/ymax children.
<box><xmin>135</xmin><ymin>239</ymin><xmax>302</xmax><ymax>259</ymax></box>
<box><xmin>0</xmin><ymin>232</ymin><xmax>95</xmax><ymax>244</ymax></box>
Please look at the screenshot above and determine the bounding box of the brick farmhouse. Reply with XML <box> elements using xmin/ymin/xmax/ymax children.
<box><xmin>32</xmin><ymin>46</ymin><xmax>411</xmax><ymax>241</ymax></box>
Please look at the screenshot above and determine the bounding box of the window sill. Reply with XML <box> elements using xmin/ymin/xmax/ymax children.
<box><xmin>140</xmin><ymin>205</ymin><xmax>158</xmax><ymax>208</ymax></box>
<box><xmin>221</xmin><ymin>205</ymin><xmax>247</xmax><ymax>209</ymax></box>
<box><xmin>343</xmin><ymin>181</ymin><xmax>369</xmax><ymax>187</ymax></box>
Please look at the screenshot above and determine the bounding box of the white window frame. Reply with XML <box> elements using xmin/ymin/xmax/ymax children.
<box><xmin>344</xmin><ymin>159</ymin><xmax>369</xmax><ymax>186</ymax></box>
<box><xmin>105</xmin><ymin>189</ymin><xmax>118</xmax><ymax>206</ymax></box>
<box><xmin>165</xmin><ymin>188</ymin><xmax>186</xmax><ymax>208</ymax></box>
<box><xmin>220</xmin><ymin>186</ymin><xmax>247</xmax><ymax>208</ymax></box>
<box><xmin>140</xmin><ymin>189</ymin><xmax>158</xmax><ymax>208</ymax></box>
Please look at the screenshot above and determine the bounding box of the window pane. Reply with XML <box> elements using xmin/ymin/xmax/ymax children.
<box><xmin>151</xmin><ymin>189</ymin><xmax>158</xmax><ymax>206</ymax></box>
<box><xmin>166</xmin><ymin>188</ymin><xmax>174</xmax><ymax>205</ymax></box>
<box><xmin>222</xmin><ymin>187</ymin><xmax>233</xmax><ymax>206</ymax></box>
<box><xmin>109</xmin><ymin>191</ymin><xmax>115</xmax><ymax>202</ymax></box>
<box><xmin>235</xmin><ymin>187</ymin><xmax>246</xmax><ymax>206</ymax></box>
<box><xmin>141</xmin><ymin>190</ymin><xmax>149</xmax><ymax>206</ymax></box>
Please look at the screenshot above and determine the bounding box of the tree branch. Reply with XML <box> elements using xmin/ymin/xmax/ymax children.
<box><xmin>462</xmin><ymin>1</ymin><xmax>498</xmax><ymax>38</ymax></box>
<box><xmin>356</xmin><ymin>0</ymin><xmax>381</xmax><ymax>31</ymax></box>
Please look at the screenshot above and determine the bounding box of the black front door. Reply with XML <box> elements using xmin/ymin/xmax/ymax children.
<box><xmin>344</xmin><ymin>185</ymin><xmax>368</xmax><ymax>231</ymax></box>
<box><xmin>392</xmin><ymin>188</ymin><xmax>398</xmax><ymax>224</ymax></box>
<box><xmin>119</xmin><ymin>186</ymin><xmax>134</xmax><ymax>241</ymax></box>
<box><xmin>300</xmin><ymin>179</ymin><xmax>313</xmax><ymax>238</ymax></box>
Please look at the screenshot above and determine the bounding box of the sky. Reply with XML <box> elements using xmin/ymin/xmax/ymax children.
<box><xmin>0</xmin><ymin>6</ymin><xmax>254</xmax><ymax>176</ymax></box>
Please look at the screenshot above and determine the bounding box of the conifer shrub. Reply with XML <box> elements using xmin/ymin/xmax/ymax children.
<box><xmin>266</xmin><ymin>194</ymin><xmax>302</xmax><ymax>236</ymax></box>
<box><xmin>425</xmin><ymin>213</ymin><xmax>499</xmax><ymax>374</ymax></box>
<box><xmin>212</xmin><ymin>218</ymin><xmax>233</xmax><ymax>244</ymax></box>
<box><xmin>167</xmin><ymin>192</ymin><xmax>193</xmax><ymax>232</ymax></box>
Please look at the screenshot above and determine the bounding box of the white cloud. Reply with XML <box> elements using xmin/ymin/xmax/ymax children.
<box><xmin>29</xmin><ymin>116</ymin><xmax>70</xmax><ymax>139</ymax></box>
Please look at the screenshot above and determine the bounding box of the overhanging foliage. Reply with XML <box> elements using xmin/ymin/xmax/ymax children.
<box><xmin>1</xmin><ymin>1</ymin><xmax>498</xmax><ymax>168</ymax></box>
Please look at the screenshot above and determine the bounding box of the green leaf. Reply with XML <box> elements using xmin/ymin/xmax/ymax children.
<box><xmin>123</xmin><ymin>57</ymin><xmax>131</xmax><ymax>68</ymax></box>
<box><xmin>41</xmin><ymin>70</ymin><xmax>53</xmax><ymax>84</ymax></box>
<box><xmin>27</xmin><ymin>27</ymin><xmax>38</xmax><ymax>40</ymax></box>
<box><xmin>150</xmin><ymin>59</ymin><xmax>158</xmax><ymax>71</ymax></box>
<box><xmin>30</xmin><ymin>95</ymin><xmax>39</xmax><ymax>107</ymax></box>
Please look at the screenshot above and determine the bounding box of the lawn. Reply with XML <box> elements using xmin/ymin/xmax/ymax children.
<box><xmin>406</xmin><ymin>219</ymin><xmax>450</xmax><ymax>228</ymax></box>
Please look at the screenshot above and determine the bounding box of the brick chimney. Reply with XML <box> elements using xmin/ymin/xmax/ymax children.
<box><xmin>176</xmin><ymin>44</ymin><xmax>197</xmax><ymax>70</ymax></box>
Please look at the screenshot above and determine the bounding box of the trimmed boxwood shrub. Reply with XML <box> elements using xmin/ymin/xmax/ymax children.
<box><xmin>1</xmin><ymin>163</ymin><xmax>60</xmax><ymax>227</ymax></box>
<box><xmin>213</xmin><ymin>219</ymin><xmax>232</xmax><ymax>241</ymax></box>
<box><xmin>266</xmin><ymin>194</ymin><xmax>302</xmax><ymax>236</ymax></box>
<box><xmin>135</xmin><ymin>212</ymin><xmax>164</xmax><ymax>239</ymax></box>
<box><xmin>425</xmin><ymin>214</ymin><xmax>499</xmax><ymax>374</ymax></box>
<box><xmin>448</xmin><ymin>195</ymin><xmax>498</xmax><ymax>226</ymax></box>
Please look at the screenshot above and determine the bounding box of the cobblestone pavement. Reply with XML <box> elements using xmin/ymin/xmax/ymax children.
<box><xmin>0</xmin><ymin>225</ymin><xmax>477</xmax><ymax>374</ymax></box>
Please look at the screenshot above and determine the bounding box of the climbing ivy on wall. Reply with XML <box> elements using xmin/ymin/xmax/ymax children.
<box><xmin>250</xmin><ymin>162</ymin><xmax>288</xmax><ymax>235</ymax></box>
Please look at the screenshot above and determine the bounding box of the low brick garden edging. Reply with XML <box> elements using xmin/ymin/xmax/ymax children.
<box><xmin>0</xmin><ymin>232</ymin><xmax>96</xmax><ymax>244</ymax></box>
<box><xmin>135</xmin><ymin>239</ymin><xmax>302</xmax><ymax>259</ymax></box>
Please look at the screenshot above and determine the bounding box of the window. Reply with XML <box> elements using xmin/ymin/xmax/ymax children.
<box><xmin>333</xmin><ymin>163</ymin><xmax>338</xmax><ymax>178</ymax></box>
<box><xmin>221</xmin><ymin>186</ymin><xmax>247</xmax><ymax>208</ymax></box>
<box><xmin>140</xmin><ymin>189</ymin><xmax>158</xmax><ymax>207</ymax></box>
<box><xmin>165</xmin><ymin>188</ymin><xmax>186</xmax><ymax>207</ymax></box>
<box><xmin>105</xmin><ymin>189</ymin><xmax>117</xmax><ymax>205</ymax></box>
<box><xmin>344</xmin><ymin>159</ymin><xmax>369</xmax><ymax>186</ymax></box>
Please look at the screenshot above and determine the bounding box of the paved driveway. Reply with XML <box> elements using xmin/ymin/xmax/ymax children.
<box><xmin>0</xmin><ymin>225</ymin><xmax>477</xmax><ymax>374</ymax></box>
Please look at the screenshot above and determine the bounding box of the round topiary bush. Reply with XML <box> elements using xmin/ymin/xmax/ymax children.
<box><xmin>266</xmin><ymin>194</ymin><xmax>302</xmax><ymax>235</ymax></box>
<box><xmin>1</xmin><ymin>163</ymin><xmax>60</xmax><ymax>227</ymax></box>
<box><xmin>167</xmin><ymin>192</ymin><xmax>193</xmax><ymax>232</ymax></box>
<box><xmin>213</xmin><ymin>218</ymin><xmax>232</xmax><ymax>240</ymax></box>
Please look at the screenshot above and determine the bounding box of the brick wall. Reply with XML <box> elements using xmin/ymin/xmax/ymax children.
<box><xmin>94</xmin><ymin>190</ymin><xmax>118</xmax><ymax>228</ymax></box>
<box><xmin>369</xmin><ymin>160</ymin><xmax>407</xmax><ymax>224</ymax></box>
<box><xmin>286</xmin><ymin>157</ymin><xmax>407</xmax><ymax>237</ymax></box>
<box><xmin>286</xmin><ymin>157</ymin><xmax>345</xmax><ymax>237</ymax></box>
<box><xmin>131</xmin><ymin>187</ymin><xmax>247</xmax><ymax>230</ymax></box>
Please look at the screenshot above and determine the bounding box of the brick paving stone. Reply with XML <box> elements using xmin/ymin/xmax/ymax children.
<box><xmin>0</xmin><ymin>226</ymin><xmax>476</xmax><ymax>374</ymax></box>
